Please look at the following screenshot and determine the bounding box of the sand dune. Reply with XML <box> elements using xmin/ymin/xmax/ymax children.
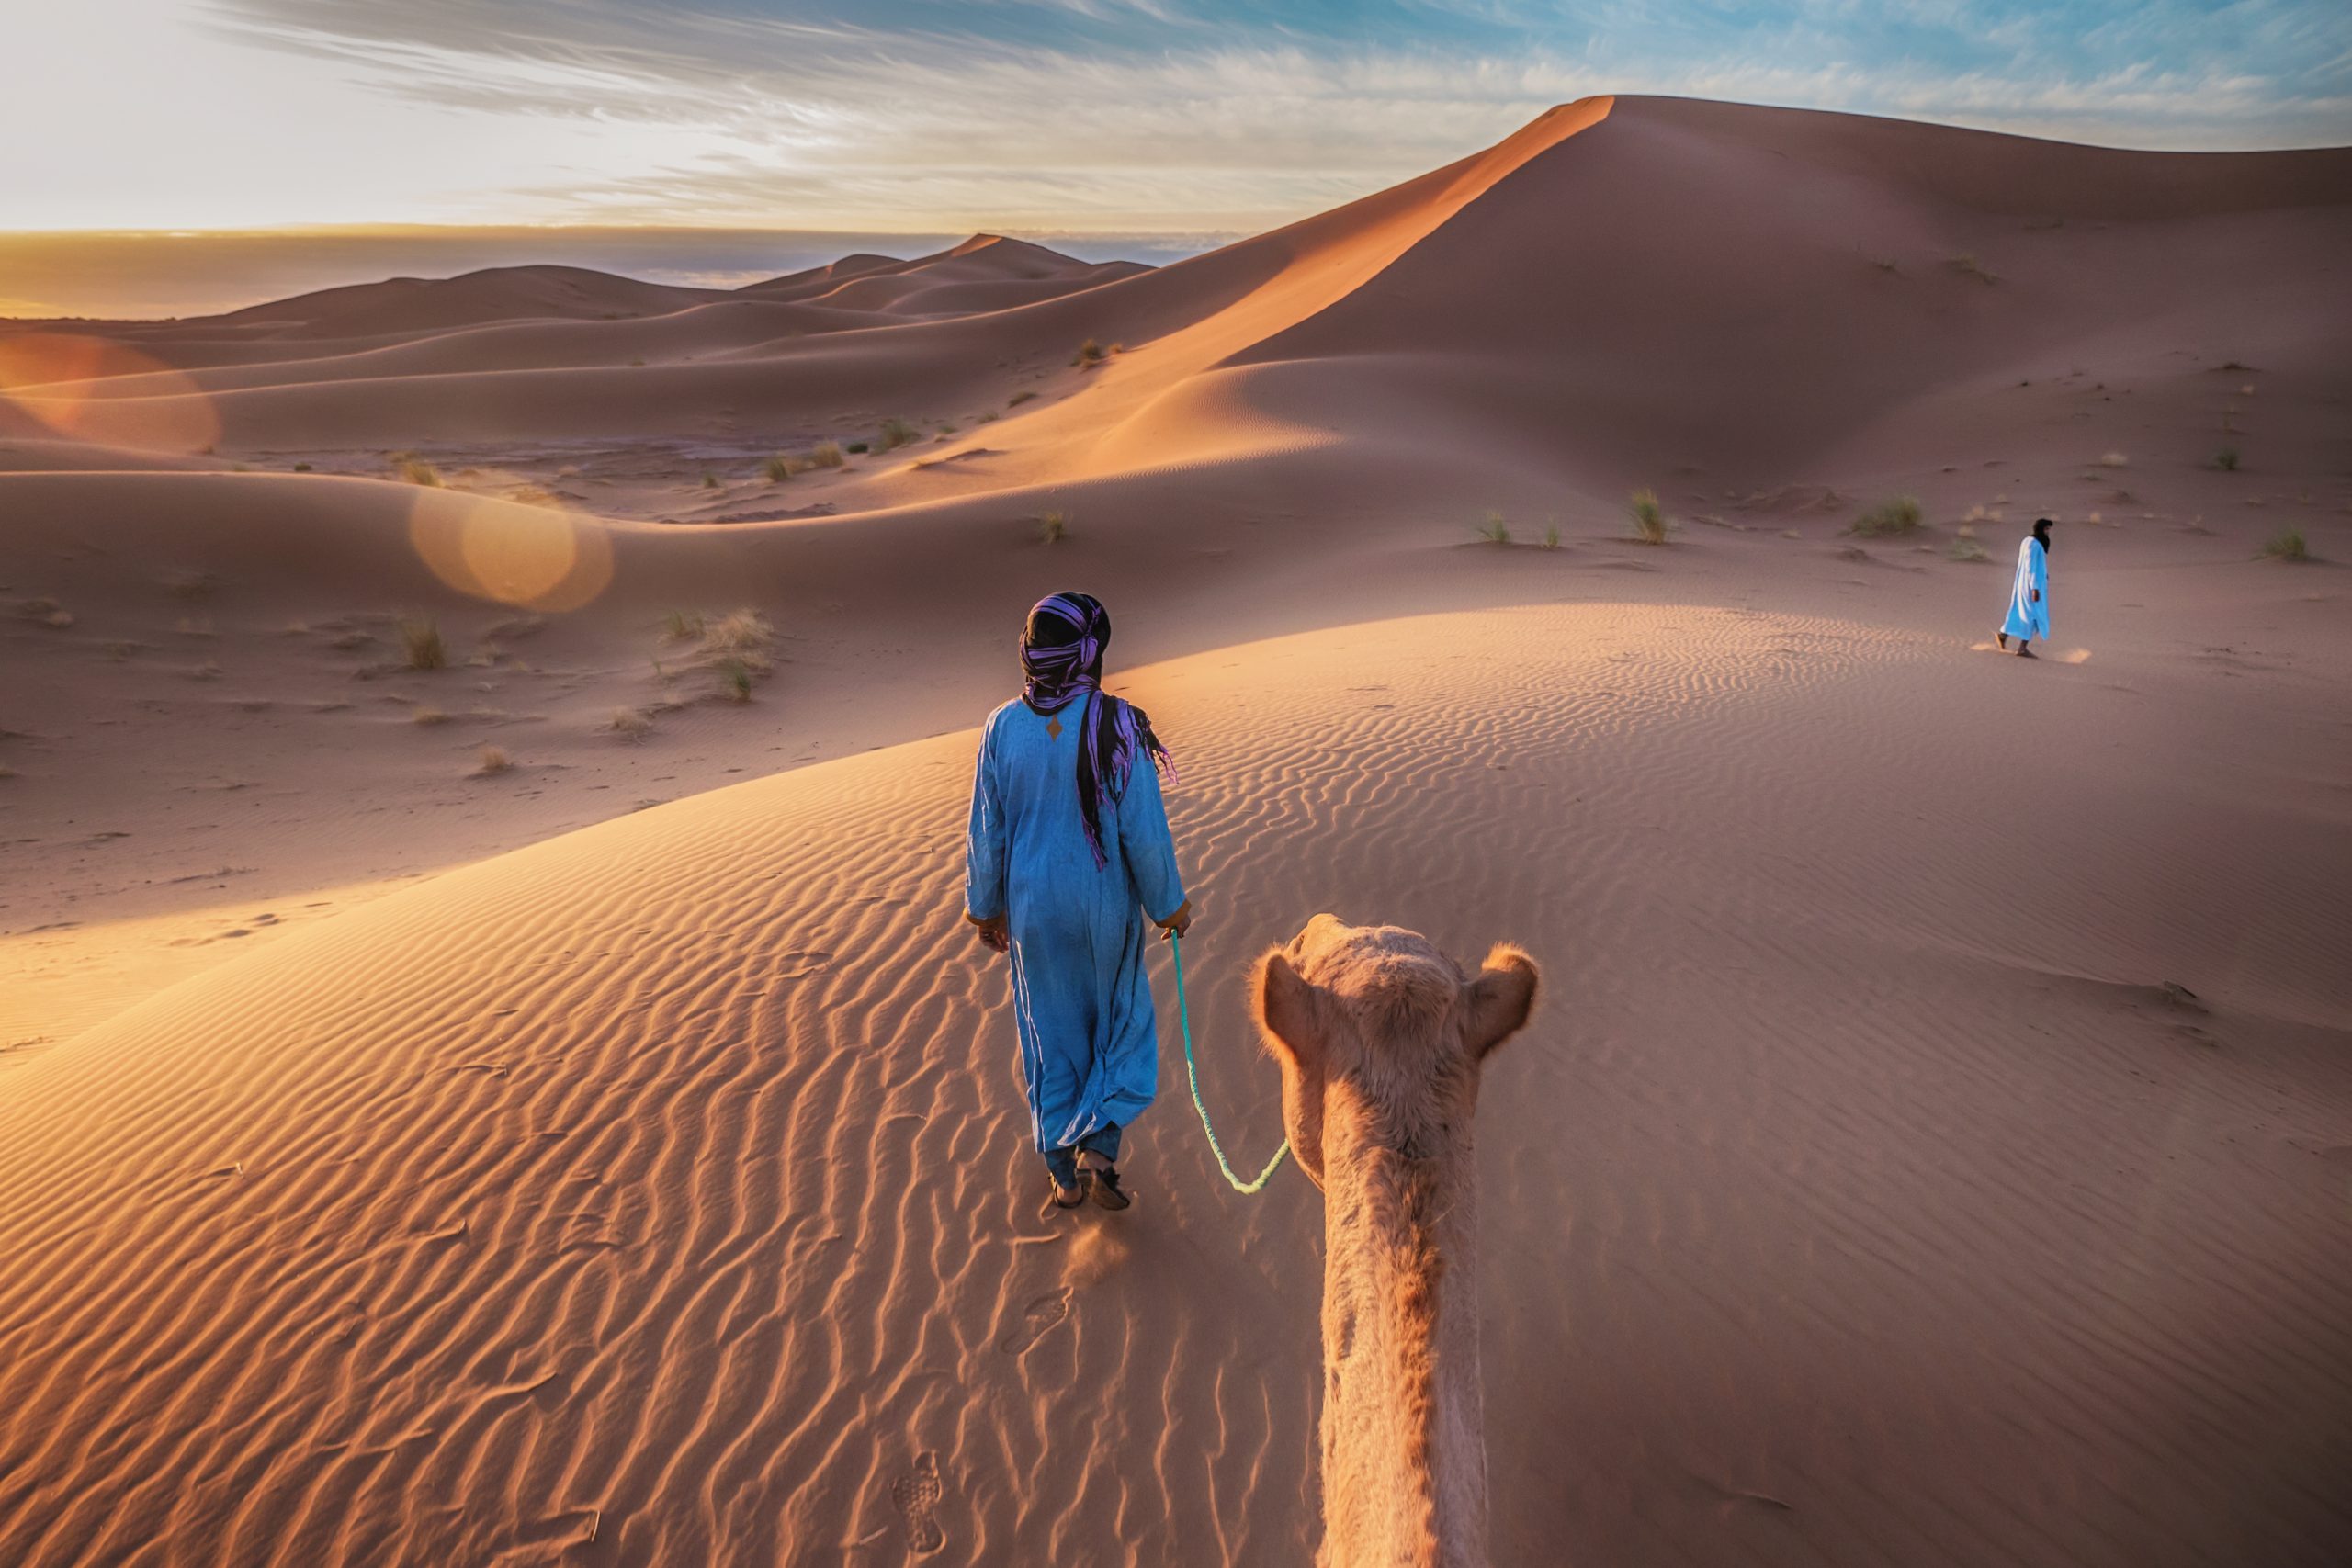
<box><xmin>3</xmin><ymin>96</ymin><xmax>2350</xmax><ymax>1565</ymax></box>
<box><xmin>4</xmin><ymin>606</ymin><xmax>2348</xmax><ymax>1565</ymax></box>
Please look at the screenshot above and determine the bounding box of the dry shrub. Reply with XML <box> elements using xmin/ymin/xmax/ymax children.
<box><xmin>397</xmin><ymin>617</ymin><xmax>447</xmax><ymax>670</ymax></box>
<box><xmin>2258</xmin><ymin>526</ymin><xmax>2308</xmax><ymax>561</ymax></box>
<box><xmin>879</xmin><ymin>417</ymin><xmax>920</xmax><ymax>451</ymax></box>
<box><xmin>473</xmin><ymin>745</ymin><xmax>512</xmax><ymax>775</ymax></box>
<box><xmin>657</xmin><ymin>607</ymin><xmax>775</xmax><ymax>701</ymax></box>
<box><xmin>706</xmin><ymin>608</ymin><xmax>772</xmax><ymax>651</ymax></box>
<box><xmin>1038</xmin><ymin>512</ymin><xmax>1069</xmax><ymax>546</ymax></box>
<box><xmin>393</xmin><ymin>455</ymin><xmax>443</xmax><ymax>487</ymax></box>
<box><xmin>608</xmin><ymin>707</ymin><xmax>653</xmax><ymax>738</ymax></box>
<box><xmin>1850</xmin><ymin>497</ymin><xmax>1923</xmax><ymax>536</ymax></box>
<box><xmin>810</xmin><ymin>440</ymin><xmax>845</xmax><ymax>468</ymax></box>
<box><xmin>1629</xmin><ymin>488</ymin><xmax>1669</xmax><ymax>545</ymax></box>
<box><xmin>715</xmin><ymin>658</ymin><xmax>756</xmax><ymax>703</ymax></box>
<box><xmin>413</xmin><ymin>705</ymin><xmax>450</xmax><ymax>726</ymax></box>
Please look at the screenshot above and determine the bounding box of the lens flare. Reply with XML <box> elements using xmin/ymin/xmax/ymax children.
<box><xmin>0</xmin><ymin>333</ymin><xmax>222</xmax><ymax>453</ymax></box>
<box><xmin>407</xmin><ymin>488</ymin><xmax>614</xmax><ymax>612</ymax></box>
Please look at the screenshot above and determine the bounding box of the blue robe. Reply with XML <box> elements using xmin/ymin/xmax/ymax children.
<box><xmin>2002</xmin><ymin>536</ymin><xmax>2050</xmax><ymax>642</ymax></box>
<box><xmin>964</xmin><ymin>693</ymin><xmax>1186</xmax><ymax>1158</ymax></box>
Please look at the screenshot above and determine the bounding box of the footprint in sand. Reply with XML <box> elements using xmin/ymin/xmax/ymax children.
<box><xmin>996</xmin><ymin>1290</ymin><xmax>1071</xmax><ymax>1356</ymax></box>
<box><xmin>889</xmin><ymin>1451</ymin><xmax>946</xmax><ymax>1554</ymax></box>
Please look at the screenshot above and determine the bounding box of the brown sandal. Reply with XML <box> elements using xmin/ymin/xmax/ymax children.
<box><xmin>1049</xmin><ymin>1174</ymin><xmax>1086</xmax><ymax>1210</ymax></box>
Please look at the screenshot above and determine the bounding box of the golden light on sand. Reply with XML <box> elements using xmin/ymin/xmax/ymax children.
<box><xmin>406</xmin><ymin>488</ymin><xmax>615</xmax><ymax>611</ymax></box>
<box><xmin>0</xmin><ymin>333</ymin><xmax>221</xmax><ymax>453</ymax></box>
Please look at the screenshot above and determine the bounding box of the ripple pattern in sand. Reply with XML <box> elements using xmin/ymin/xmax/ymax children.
<box><xmin>3</xmin><ymin>603</ymin><xmax>2347</xmax><ymax>1567</ymax></box>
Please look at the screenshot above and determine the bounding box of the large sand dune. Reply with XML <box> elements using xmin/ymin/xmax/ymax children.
<box><xmin>5</xmin><ymin>606</ymin><xmax>2350</xmax><ymax>1565</ymax></box>
<box><xmin>3</xmin><ymin>96</ymin><xmax>2350</xmax><ymax>1565</ymax></box>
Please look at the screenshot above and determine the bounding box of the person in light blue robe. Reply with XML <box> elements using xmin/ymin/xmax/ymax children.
<box><xmin>1999</xmin><ymin>518</ymin><xmax>2054</xmax><ymax>657</ymax></box>
<box><xmin>965</xmin><ymin>592</ymin><xmax>1191</xmax><ymax>1212</ymax></box>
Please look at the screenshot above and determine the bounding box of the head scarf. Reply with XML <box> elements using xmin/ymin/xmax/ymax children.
<box><xmin>2033</xmin><ymin>517</ymin><xmax>2054</xmax><ymax>554</ymax></box>
<box><xmin>1020</xmin><ymin>592</ymin><xmax>1171</xmax><ymax>868</ymax></box>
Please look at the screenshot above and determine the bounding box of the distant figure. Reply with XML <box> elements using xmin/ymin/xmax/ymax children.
<box><xmin>1998</xmin><ymin>517</ymin><xmax>2055</xmax><ymax>657</ymax></box>
<box><xmin>964</xmin><ymin>592</ymin><xmax>1192</xmax><ymax>1212</ymax></box>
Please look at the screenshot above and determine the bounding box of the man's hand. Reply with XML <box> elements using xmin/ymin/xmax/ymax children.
<box><xmin>971</xmin><ymin>913</ymin><xmax>1011</xmax><ymax>953</ymax></box>
<box><xmin>1157</xmin><ymin>898</ymin><xmax>1195</xmax><ymax>941</ymax></box>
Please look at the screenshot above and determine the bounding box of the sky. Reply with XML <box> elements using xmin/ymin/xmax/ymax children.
<box><xmin>5</xmin><ymin>1</ymin><xmax>2348</xmax><ymax>313</ymax></box>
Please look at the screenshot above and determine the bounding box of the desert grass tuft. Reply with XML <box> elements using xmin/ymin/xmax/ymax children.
<box><xmin>2258</xmin><ymin>525</ymin><xmax>2308</xmax><ymax>561</ymax></box>
<box><xmin>413</xmin><ymin>705</ymin><xmax>450</xmax><ymax>726</ymax></box>
<box><xmin>473</xmin><ymin>745</ymin><xmax>512</xmax><ymax>775</ymax></box>
<box><xmin>810</xmin><ymin>440</ymin><xmax>846</xmax><ymax>468</ymax></box>
<box><xmin>608</xmin><ymin>706</ymin><xmax>654</xmax><ymax>739</ymax></box>
<box><xmin>662</xmin><ymin>608</ymin><xmax>705</xmax><ymax>642</ymax></box>
<box><xmin>1072</xmin><ymin>337</ymin><xmax>1108</xmax><ymax>368</ymax></box>
<box><xmin>2213</xmin><ymin>447</ymin><xmax>2241</xmax><ymax>471</ymax></box>
<box><xmin>764</xmin><ymin>454</ymin><xmax>800</xmax><ymax>483</ymax></box>
<box><xmin>1948</xmin><ymin>525</ymin><xmax>1990</xmax><ymax>562</ymax></box>
<box><xmin>1476</xmin><ymin>511</ymin><xmax>1511</xmax><ymax>546</ymax></box>
<box><xmin>1038</xmin><ymin>512</ymin><xmax>1069</xmax><ymax>546</ymax></box>
<box><xmin>701</xmin><ymin>470</ymin><xmax>720</xmax><ymax>490</ymax></box>
<box><xmin>1850</xmin><ymin>496</ymin><xmax>1924</xmax><ymax>536</ymax></box>
<box><xmin>878</xmin><ymin>417</ymin><xmax>920</xmax><ymax>451</ymax></box>
<box><xmin>398</xmin><ymin>616</ymin><xmax>447</xmax><ymax>670</ymax></box>
<box><xmin>845</xmin><ymin>440</ymin><xmax>869</xmax><ymax>455</ymax></box>
<box><xmin>393</xmin><ymin>455</ymin><xmax>443</xmax><ymax>487</ymax></box>
<box><xmin>715</xmin><ymin>657</ymin><xmax>756</xmax><ymax>703</ymax></box>
<box><xmin>706</xmin><ymin>608</ymin><xmax>772</xmax><ymax>651</ymax></box>
<box><xmin>1543</xmin><ymin>522</ymin><xmax>1561</xmax><ymax>550</ymax></box>
<box><xmin>1629</xmin><ymin>488</ymin><xmax>1670</xmax><ymax>545</ymax></box>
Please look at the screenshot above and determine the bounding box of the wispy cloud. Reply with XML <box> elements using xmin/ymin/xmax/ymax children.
<box><xmin>202</xmin><ymin>1</ymin><xmax>2352</xmax><ymax>225</ymax></box>
<box><xmin>19</xmin><ymin>1</ymin><xmax>2352</xmax><ymax>241</ymax></box>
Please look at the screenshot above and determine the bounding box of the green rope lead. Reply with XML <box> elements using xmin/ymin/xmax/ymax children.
<box><xmin>1170</xmin><ymin>932</ymin><xmax>1289</xmax><ymax>1194</ymax></box>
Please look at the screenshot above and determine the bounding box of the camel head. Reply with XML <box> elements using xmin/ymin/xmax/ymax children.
<box><xmin>1251</xmin><ymin>914</ymin><xmax>1538</xmax><ymax>1190</ymax></box>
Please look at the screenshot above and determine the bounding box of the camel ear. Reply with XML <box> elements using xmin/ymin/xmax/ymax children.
<box><xmin>1254</xmin><ymin>950</ymin><xmax>1326</xmax><ymax>1071</ymax></box>
<box><xmin>1463</xmin><ymin>944</ymin><xmax>1538</xmax><ymax>1058</ymax></box>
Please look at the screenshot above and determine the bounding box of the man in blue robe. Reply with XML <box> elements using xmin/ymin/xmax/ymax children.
<box><xmin>964</xmin><ymin>592</ymin><xmax>1192</xmax><ymax>1212</ymax></box>
<box><xmin>1998</xmin><ymin>517</ymin><xmax>2054</xmax><ymax>657</ymax></box>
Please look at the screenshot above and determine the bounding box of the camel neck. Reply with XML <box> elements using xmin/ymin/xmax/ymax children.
<box><xmin>1317</xmin><ymin>1145</ymin><xmax>1489</xmax><ymax>1568</ymax></box>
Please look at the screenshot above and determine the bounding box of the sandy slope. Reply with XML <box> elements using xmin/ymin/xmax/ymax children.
<box><xmin>4</xmin><ymin>604</ymin><xmax>2348</xmax><ymax>1567</ymax></box>
<box><xmin>3</xmin><ymin>96</ymin><xmax>2351</xmax><ymax>1565</ymax></box>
